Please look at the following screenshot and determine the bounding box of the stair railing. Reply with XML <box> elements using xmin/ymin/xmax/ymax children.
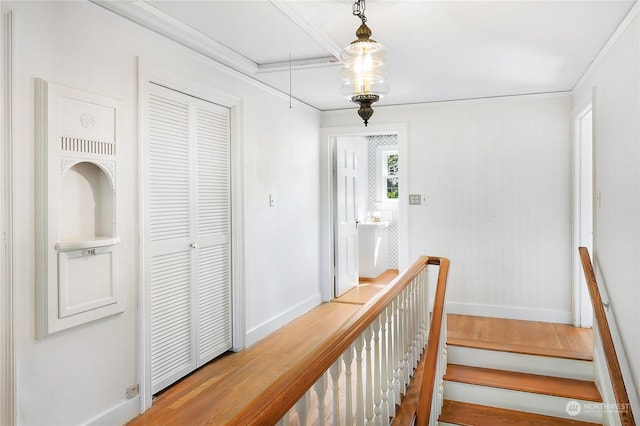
<box><xmin>229</xmin><ymin>255</ymin><xmax>450</xmax><ymax>425</ymax></box>
<box><xmin>579</xmin><ymin>247</ymin><xmax>636</xmax><ymax>426</ymax></box>
<box><xmin>415</xmin><ymin>256</ymin><xmax>450</xmax><ymax>426</ymax></box>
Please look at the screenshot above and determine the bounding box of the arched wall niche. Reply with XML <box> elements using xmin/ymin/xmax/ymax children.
<box><xmin>60</xmin><ymin>161</ymin><xmax>115</xmax><ymax>242</ymax></box>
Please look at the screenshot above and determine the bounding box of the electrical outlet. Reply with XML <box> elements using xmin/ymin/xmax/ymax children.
<box><xmin>126</xmin><ymin>384</ymin><xmax>139</xmax><ymax>399</ymax></box>
<box><xmin>409</xmin><ymin>194</ymin><xmax>422</xmax><ymax>205</ymax></box>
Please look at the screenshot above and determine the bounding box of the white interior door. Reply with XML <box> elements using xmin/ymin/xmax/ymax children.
<box><xmin>193</xmin><ymin>98</ymin><xmax>233</xmax><ymax>365</ymax></box>
<box><xmin>145</xmin><ymin>83</ymin><xmax>232</xmax><ymax>394</ymax></box>
<box><xmin>335</xmin><ymin>138</ymin><xmax>359</xmax><ymax>297</ymax></box>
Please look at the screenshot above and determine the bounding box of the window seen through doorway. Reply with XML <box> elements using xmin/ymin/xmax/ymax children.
<box><xmin>377</xmin><ymin>146</ymin><xmax>398</xmax><ymax>202</ymax></box>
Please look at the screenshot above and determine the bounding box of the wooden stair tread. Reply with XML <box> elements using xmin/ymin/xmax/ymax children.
<box><xmin>445</xmin><ymin>364</ymin><xmax>602</xmax><ymax>402</ymax></box>
<box><xmin>439</xmin><ymin>400</ymin><xmax>602</xmax><ymax>426</ymax></box>
<box><xmin>448</xmin><ymin>336</ymin><xmax>593</xmax><ymax>361</ymax></box>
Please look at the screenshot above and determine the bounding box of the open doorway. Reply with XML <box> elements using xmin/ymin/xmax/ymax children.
<box><xmin>573</xmin><ymin>104</ymin><xmax>594</xmax><ymax>328</ymax></box>
<box><xmin>333</xmin><ymin>135</ymin><xmax>401</xmax><ymax>297</ymax></box>
<box><xmin>320</xmin><ymin>123</ymin><xmax>408</xmax><ymax>301</ymax></box>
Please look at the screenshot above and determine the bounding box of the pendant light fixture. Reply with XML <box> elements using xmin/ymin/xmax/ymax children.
<box><xmin>341</xmin><ymin>0</ymin><xmax>389</xmax><ymax>126</ymax></box>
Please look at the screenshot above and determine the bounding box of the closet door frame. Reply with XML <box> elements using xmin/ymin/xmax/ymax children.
<box><xmin>138</xmin><ymin>61</ymin><xmax>245</xmax><ymax>412</ymax></box>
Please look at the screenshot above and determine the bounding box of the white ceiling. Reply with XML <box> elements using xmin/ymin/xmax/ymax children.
<box><xmin>94</xmin><ymin>0</ymin><xmax>636</xmax><ymax>111</ymax></box>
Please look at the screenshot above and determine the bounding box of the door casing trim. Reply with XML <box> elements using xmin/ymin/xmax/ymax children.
<box><xmin>137</xmin><ymin>60</ymin><xmax>246</xmax><ymax>412</ymax></box>
<box><xmin>1</xmin><ymin>7</ymin><xmax>14</xmax><ymax>426</ymax></box>
<box><xmin>319</xmin><ymin>123</ymin><xmax>408</xmax><ymax>302</ymax></box>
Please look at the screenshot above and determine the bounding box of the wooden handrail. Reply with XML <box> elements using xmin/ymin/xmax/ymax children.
<box><xmin>416</xmin><ymin>259</ymin><xmax>449</xmax><ymax>426</ymax></box>
<box><xmin>579</xmin><ymin>247</ymin><xmax>636</xmax><ymax>426</ymax></box>
<box><xmin>415</xmin><ymin>257</ymin><xmax>450</xmax><ymax>425</ymax></box>
<box><xmin>229</xmin><ymin>255</ymin><xmax>448</xmax><ymax>425</ymax></box>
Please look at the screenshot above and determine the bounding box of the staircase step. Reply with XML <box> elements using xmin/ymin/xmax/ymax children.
<box><xmin>447</xmin><ymin>344</ymin><xmax>593</xmax><ymax>380</ymax></box>
<box><xmin>439</xmin><ymin>400</ymin><xmax>603</xmax><ymax>426</ymax></box>
<box><xmin>445</xmin><ymin>364</ymin><xmax>602</xmax><ymax>402</ymax></box>
<box><xmin>448</xmin><ymin>336</ymin><xmax>592</xmax><ymax>361</ymax></box>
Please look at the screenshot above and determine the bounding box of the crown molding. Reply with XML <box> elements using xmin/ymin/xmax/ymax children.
<box><xmin>269</xmin><ymin>0</ymin><xmax>342</xmax><ymax>60</ymax></box>
<box><xmin>91</xmin><ymin>0</ymin><xmax>259</xmax><ymax>75</ymax></box>
<box><xmin>573</xmin><ymin>1</ymin><xmax>640</xmax><ymax>94</ymax></box>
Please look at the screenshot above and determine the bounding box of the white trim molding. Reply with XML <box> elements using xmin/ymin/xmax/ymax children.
<box><xmin>1</xmin><ymin>7</ymin><xmax>14</xmax><ymax>426</ymax></box>
<box><xmin>573</xmin><ymin>2</ymin><xmax>640</xmax><ymax>94</ymax></box>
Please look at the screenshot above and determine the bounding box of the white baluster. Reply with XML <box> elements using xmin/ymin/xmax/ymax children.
<box><xmin>400</xmin><ymin>288</ymin><xmax>410</xmax><ymax>391</ymax></box>
<box><xmin>343</xmin><ymin>344</ymin><xmax>355</xmax><ymax>426</ymax></box>
<box><xmin>422</xmin><ymin>269</ymin><xmax>430</xmax><ymax>349</ymax></box>
<box><xmin>386</xmin><ymin>303</ymin><xmax>396</xmax><ymax>416</ymax></box>
<box><xmin>414</xmin><ymin>275</ymin><xmax>424</xmax><ymax>368</ymax></box>
<box><xmin>363</xmin><ymin>325</ymin><xmax>374</xmax><ymax>425</ymax></box>
<box><xmin>329</xmin><ymin>358</ymin><xmax>342</xmax><ymax>426</ymax></box>
<box><xmin>379</xmin><ymin>309</ymin><xmax>390</xmax><ymax>423</ymax></box>
<box><xmin>355</xmin><ymin>335</ymin><xmax>365</xmax><ymax>425</ymax></box>
<box><xmin>393</xmin><ymin>297</ymin><xmax>402</xmax><ymax>404</ymax></box>
<box><xmin>417</xmin><ymin>271</ymin><xmax>425</xmax><ymax>351</ymax></box>
<box><xmin>372</xmin><ymin>317</ymin><xmax>382</xmax><ymax>425</ymax></box>
<box><xmin>408</xmin><ymin>280</ymin><xmax>417</xmax><ymax>371</ymax></box>
<box><xmin>314</xmin><ymin>371</ymin><xmax>328</xmax><ymax>426</ymax></box>
<box><xmin>295</xmin><ymin>391</ymin><xmax>310</xmax><ymax>426</ymax></box>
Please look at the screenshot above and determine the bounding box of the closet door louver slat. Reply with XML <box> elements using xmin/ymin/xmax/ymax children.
<box><xmin>146</xmin><ymin>84</ymin><xmax>232</xmax><ymax>394</ymax></box>
<box><xmin>194</xmin><ymin>102</ymin><xmax>232</xmax><ymax>364</ymax></box>
<box><xmin>147</xmin><ymin>89</ymin><xmax>195</xmax><ymax>394</ymax></box>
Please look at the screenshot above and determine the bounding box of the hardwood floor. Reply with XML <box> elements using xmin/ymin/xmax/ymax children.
<box><xmin>128</xmin><ymin>274</ymin><xmax>594</xmax><ymax>426</ymax></box>
<box><xmin>439</xmin><ymin>400</ymin><xmax>602</xmax><ymax>426</ymax></box>
<box><xmin>128</xmin><ymin>302</ymin><xmax>361</xmax><ymax>425</ymax></box>
<box><xmin>448</xmin><ymin>314</ymin><xmax>593</xmax><ymax>360</ymax></box>
<box><xmin>128</xmin><ymin>271</ymin><xmax>398</xmax><ymax>426</ymax></box>
<box><xmin>444</xmin><ymin>364</ymin><xmax>601</xmax><ymax>402</ymax></box>
<box><xmin>332</xmin><ymin>269</ymin><xmax>399</xmax><ymax>305</ymax></box>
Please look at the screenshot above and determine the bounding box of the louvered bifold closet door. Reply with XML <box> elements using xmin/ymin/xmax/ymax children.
<box><xmin>145</xmin><ymin>83</ymin><xmax>232</xmax><ymax>395</ymax></box>
<box><xmin>193</xmin><ymin>99</ymin><xmax>232</xmax><ymax>365</ymax></box>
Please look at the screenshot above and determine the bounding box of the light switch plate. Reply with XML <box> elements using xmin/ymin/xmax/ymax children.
<box><xmin>409</xmin><ymin>194</ymin><xmax>422</xmax><ymax>205</ymax></box>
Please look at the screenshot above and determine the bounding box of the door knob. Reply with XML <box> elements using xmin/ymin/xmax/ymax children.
<box><xmin>191</xmin><ymin>242</ymin><xmax>197</xmax><ymax>249</ymax></box>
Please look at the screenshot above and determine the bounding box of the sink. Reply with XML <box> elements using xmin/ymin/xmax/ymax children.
<box><xmin>359</xmin><ymin>221</ymin><xmax>389</xmax><ymax>228</ymax></box>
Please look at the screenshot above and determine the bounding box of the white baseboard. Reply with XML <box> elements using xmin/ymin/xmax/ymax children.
<box><xmin>86</xmin><ymin>395</ymin><xmax>140</xmax><ymax>426</ymax></box>
<box><xmin>246</xmin><ymin>293</ymin><xmax>322</xmax><ymax>347</ymax></box>
<box><xmin>447</xmin><ymin>301</ymin><xmax>572</xmax><ymax>324</ymax></box>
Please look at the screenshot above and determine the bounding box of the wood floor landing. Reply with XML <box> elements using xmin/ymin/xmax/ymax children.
<box><xmin>128</xmin><ymin>272</ymin><xmax>398</xmax><ymax>426</ymax></box>
<box><xmin>439</xmin><ymin>400</ymin><xmax>602</xmax><ymax>426</ymax></box>
<box><xmin>447</xmin><ymin>314</ymin><xmax>593</xmax><ymax>361</ymax></box>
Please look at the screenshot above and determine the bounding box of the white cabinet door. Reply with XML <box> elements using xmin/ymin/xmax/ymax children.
<box><xmin>335</xmin><ymin>138</ymin><xmax>359</xmax><ymax>297</ymax></box>
<box><xmin>145</xmin><ymin>84</ymin><xmax>231</xmax><ymax>394</ymax></box>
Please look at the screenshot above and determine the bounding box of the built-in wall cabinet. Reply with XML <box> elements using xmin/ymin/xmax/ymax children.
<box><xmin>143</xmin><ymin>82</ymin><xmax>232</xmax><ymax>394</ymax></box>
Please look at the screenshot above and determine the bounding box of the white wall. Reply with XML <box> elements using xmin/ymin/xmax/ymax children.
<box><xmin>573</xmin><ymin>9</ymin><xmax>640</xmax><ymax>409</ymax></box>
<box><xmin>322</xmin><ymin>94</ymin><xmax>573</xmax><ymax>323</ymax></box>
<box><xmin>7</xmin><ymin>1</ymin><xmax>320</xmax><ymax>424</ymax></box>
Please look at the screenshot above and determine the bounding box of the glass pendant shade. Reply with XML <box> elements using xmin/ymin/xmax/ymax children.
<box><xmin>341</xmin><ymin>22</ymin><xmax>389</xmax><ymax>126</ymax></box>
<box><xmin>341</xmin><ymin>38</ymin><xmax>389</xmax><ymax>99</ymax></box>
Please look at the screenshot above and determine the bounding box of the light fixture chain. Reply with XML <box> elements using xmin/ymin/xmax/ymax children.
<box><xmin>352</xmin><ymin>0</ymin><xmax>367</xmax><ymax>23</ymax></box>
